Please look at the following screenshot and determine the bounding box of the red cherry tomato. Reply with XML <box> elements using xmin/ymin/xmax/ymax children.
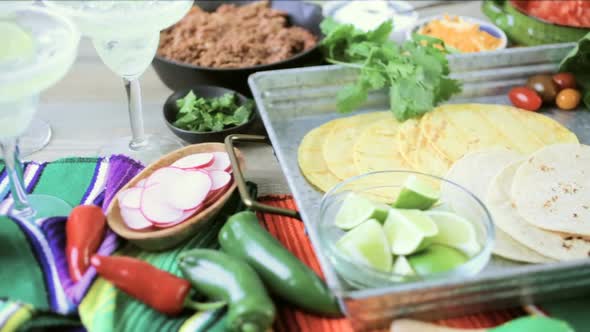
<box><xmin>552</xmin><ymin>72</ymin><xmax>576</xmax><ymax>90</ymax></box>
<box><xmin>508</xmin><ymin>86</ymin><xmax>542</xmax><ymax>111</ymax></box>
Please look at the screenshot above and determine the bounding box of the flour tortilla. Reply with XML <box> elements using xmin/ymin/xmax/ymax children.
<box><xmin>323</xmin><ymin>112</ymin><xmax>389</xmax><ymax>180</ymax></box>
<box><xmin>442</xmin><ymin>148</ymin><xmax>552</xmax><ymax>263</ymax></box>
<box><xmin>488</xmin><ymin>160</ymin><xmax>590</xmax><ymax>261</ymax></box>
<box><xmin>444</xmin><ymin>148</ymin><xmax>523</xmax><ymax>203</ymax></box>
<box><xmin>511</xmin><ymin>144</ymin><xmax>590</xmax><ymax>236</ymax></box>
<box><xmin>493</xmin><ymin>229</ymin><xmax>554</xmax><ymax>263</ymax></box>
<box><xmin>298</xmin><ymin>120</ymin><xmax>342</xmax><ymax>192</ymax></box>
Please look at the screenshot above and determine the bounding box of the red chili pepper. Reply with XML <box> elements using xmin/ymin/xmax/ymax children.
<box><xmin>66</xmin><ymin>205</ymin><xmax>106</xmax><ymax>282</ymax></box>
<box><xmin>91</xmin><ymin>255</ymin><xmax>192</xmax><ymax>316</ymax></box>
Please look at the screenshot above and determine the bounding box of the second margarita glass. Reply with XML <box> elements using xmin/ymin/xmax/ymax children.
<box><xmin>44</xmin><ymin>0</ymin><xmax>194</xmax><ymax>164</ymax></box>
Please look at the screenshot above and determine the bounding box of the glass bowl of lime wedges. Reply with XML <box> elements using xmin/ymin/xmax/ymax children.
<box><xmin>318</xmin><ymin>171</ymin><xmax>494</xmax><ymax>288</ymax></box>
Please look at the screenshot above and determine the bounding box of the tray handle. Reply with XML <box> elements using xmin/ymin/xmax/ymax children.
<box><xmin>224</xmin><ymin>134</ymin><xmax>301</xmax><ymax>219</ymax></box>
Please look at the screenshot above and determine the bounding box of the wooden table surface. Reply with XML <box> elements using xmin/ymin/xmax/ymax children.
<box><xmin>34</xmin><ymin>0</ymin><xmax>486</xmax><ymax>196</ymax></box>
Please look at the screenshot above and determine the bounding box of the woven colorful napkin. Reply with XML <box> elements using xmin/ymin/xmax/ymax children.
<box><xmin>0</xmin><ymin>156</ymin><xmax>138</xmax><ymax>330</ymax></box>
<box><xmin>0</xmin><ymin>156</ymin><xmax>235</xmax><ymax>332</ymax></box>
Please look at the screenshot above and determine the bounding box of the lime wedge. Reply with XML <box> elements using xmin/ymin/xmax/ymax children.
<box><xmin>392</xmin><ymin>256</ymin><xmax>415</xmax><ymax>276</ymax></box>
<box><xmin>334</xmin><ymin>193</ymin><xmax>390</xmax><ymax>230</ymax></box>
<box><xmin>407</xmin><ymin>244</ymin><xmax>468</xmax><ymax>276</ymax></box>
<box><xmin>376</xmin><ymin>203</ymin><xmax>392</xmax><ymax>220</ymax></box>
<box><xmin>426</xmin><ymin>211</ymin><xmax>480</xmax><ymax>257</ymax></box>
<box><xmin>383</xmin><ymin>208</ymin><xmax>438</xmax><ymax>255</ymax></box>
<box><xmin>336</xmin><ymin>219</ymin><xmax>392</xmax><ymax>272</ymax></box>
<box><xmin>0</xmin><ymin>22</ymin><xmax>34</xmax><ymax>64</ymax></box>
<box><xmin>393</xmin><ymin>175</ymin><xmax>439</xmax><ymax>210</ymax></box>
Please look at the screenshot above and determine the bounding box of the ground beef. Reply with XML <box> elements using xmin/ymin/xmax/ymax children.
<box><xmin>158</xmin><ymin>1</ymin><xmax>318</xmax><ymax>68</ymax></box>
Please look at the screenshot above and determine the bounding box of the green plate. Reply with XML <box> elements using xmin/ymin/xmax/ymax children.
<box><xmin>482</xmin><ymin>0</ymin><xmax>589</xmax><ymax>46</ymax></box>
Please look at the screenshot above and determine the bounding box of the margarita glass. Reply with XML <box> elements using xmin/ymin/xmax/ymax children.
<box><xmin>4</xmin><ymin>1</ymin><xmax>54</xmax><ymax>157</ymax></box>
<box><xmin>20</xmin><ymin>118</ymin><xmax>53</xmax><ymax>156</ymax></box>
<box><xmin>44</xmin><ymin>0</ymin><xmax>194</xmax><ymax>164</ymax></box>
<box><xmin>0</xmin><ymin>6</ymin><xmax>80</xmax><ymax>218</ymax></box>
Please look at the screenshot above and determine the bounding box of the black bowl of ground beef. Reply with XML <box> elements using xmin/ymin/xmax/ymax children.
<box><xmin>152</xmin><ymin>0</ymin><xmax>324</xmax><ymax>96</ymax></box>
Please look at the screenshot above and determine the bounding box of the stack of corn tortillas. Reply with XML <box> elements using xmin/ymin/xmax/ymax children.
<box><xmin>298</xmin><ymin>104</ymin><xmax>578</xmax><ymax>194</ymax></box>
<box><xmin>443</xmin><ymin>144</ymin><xmax>590</xmax><ymax>263</ymax></box>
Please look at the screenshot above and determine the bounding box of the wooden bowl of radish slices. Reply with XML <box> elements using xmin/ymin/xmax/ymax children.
<box><xmin>106</xmin><ymin>143</ymin><xmax>244</xmax><ymax>251</ymax></box>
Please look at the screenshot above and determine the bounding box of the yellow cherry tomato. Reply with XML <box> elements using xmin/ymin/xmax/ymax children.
<box><xmin>555</xmin><ymin>88</ymin><xmax>581</xmax><ymax>110</ymax></box>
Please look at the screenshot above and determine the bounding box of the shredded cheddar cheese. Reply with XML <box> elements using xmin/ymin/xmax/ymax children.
<box><xmin>418</xmin><ymin>15</ymin><xmax>502</xmax><ymax>53</ymax></box>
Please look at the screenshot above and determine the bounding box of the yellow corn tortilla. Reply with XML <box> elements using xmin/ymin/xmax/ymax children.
<box><xmin>421</xmin><ymin>104</ymin><xmax>578</xmax><ymax>163</ymax></box>
<box><xmin>298</xmin><ymin>120</ymin><xmax>342</xmax><ymax>192</ymax></box>
<box><xmin>323</xmin><ymin>112</ymin><xmax>390</xmax><ymax>180</ymax></box>
<box><xmin>299</xmin><ymin>104</ymin><xmax>579</xmax><ymax>197</ymax></box>
<box><xmin>353</xmin><ymin>116</ymin><xmax>410</xmax><ymax>174</ymax></box>
<box><xmin>397</xmin><ymin>118</ymin><xmax>451</xmax><ymax>177</ymax></box>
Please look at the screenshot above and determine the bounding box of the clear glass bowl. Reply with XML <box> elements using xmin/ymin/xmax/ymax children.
<box><xmin>318</xmin><ymin>171</ymin><xmax>495</xmax><ymax>289</ymax></box>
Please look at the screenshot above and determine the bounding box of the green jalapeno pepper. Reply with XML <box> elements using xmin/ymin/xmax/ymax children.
<box><xmin>219</xmin><ymin>211</ymin><xmax>342</xmax><ymax>317</ymax></box>
<box><xmin>178</xmin><ymin>249</ymin><xmax>275</xmax><ymax>332</ymax></box>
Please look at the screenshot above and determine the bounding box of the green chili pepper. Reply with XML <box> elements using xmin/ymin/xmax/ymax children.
<box><xmin>489</xmin><ymin>316</ymin><xmax>574</xmax><ymax>332</ymax></box>
<box><xmin>219</xmin><ymin>211</ymin><xmax>342</xmax><ymax>317</ymax></box>
<box><xmin>178</xmin><ymin>249</ymin><xmax>275</xmax><ymax>332</ymax></box>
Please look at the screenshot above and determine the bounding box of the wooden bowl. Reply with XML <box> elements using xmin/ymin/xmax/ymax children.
<box><xmin>106</xmin><ymin>143</ymin><xmax>245</xmax><ymax>251</ymax></box>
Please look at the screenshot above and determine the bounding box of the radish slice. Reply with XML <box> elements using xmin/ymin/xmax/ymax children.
<box><xmin>171</xmin><ymin>153</ymin><xmax>214</xmax><ymax>170</ymax></box>
<box><xmin>204</xmin><ymin>186</ymin><xmax>228</xmax><ymax>206</ymax></box>
<box><xmin>152</xmin><ymin>218</ymin><xmax>185</xmax><ymax>229</ymax></box>
<box><xmin>146</xmin><ymin>166</ymin><xmax>185</xmax><ymax>187</ymax></box>
<box><xmin>152</xmin><ymin>205</ymin><xmax>203</xmax><ymax>228</ymax></box>
<box><xmin>136</xmin><ymin>179</ymin><xmax>147</xmax><ymax>187</ymax></box>
<box><xmin>205</xmin><ymin>152</ymin><xmax>231</xmax><ymax>171</ymax></box>
<box><xmin>117</xmin><ymin>189</ymin><xmax>130</xmax><ymax>205</ymax></box>
<box><xmin>209</xmin><ymin>170</ymin><xmax>232</xmax><ymax>191</ymax></box>
<box><xmin>119</xmin><ymin>187</ymin><xmax>142</xmax><ymax>209</ymax></box>
<box><xmin>204</xmin><ymin>179</ymin><xmax>232</xmax><ymax>206</ymax></box>
<box><xmin>152</xmin><ymin>220</ymin><xmax>183</xmax><ymax>229</ymax></box>
<box><xmin>140</xmin><ymin>184</ymin><xmax>184</xmax><ymax>223</ymax></box>
<box><xmin>121</xmin><ymin>207</ymin><xmax>152</xmax><ymax>230</ymax></box>
<box><xmin>182</xmin><ymin>205</ymin><xmax>202</xmax><ymax>219</ymax></box>
<box><xmin>166</xmin><ymin>170</ymin><xmax>212</xmax><ymax>210</ymax></box>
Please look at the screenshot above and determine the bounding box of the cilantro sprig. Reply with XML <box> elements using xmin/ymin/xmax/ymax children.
<box><xmin>320</xmin><ymin>18</ymin><xmax>462</xmax><ymax>121</ymax></box>
<box><xmin>173</xmin><ymin>91</ymin><xmax>254</xmax><ymax>132</ymax></box>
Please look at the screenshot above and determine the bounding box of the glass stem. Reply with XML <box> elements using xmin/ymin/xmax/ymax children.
<box><xmin>0</xmin><ymin>137</ymin><xmax>34</xmax><ymax>218</ymax></box>
<box><xmin>124</xmin><ymin>78</ymin><xmax>147</xmax><ymax>150</ymax></box>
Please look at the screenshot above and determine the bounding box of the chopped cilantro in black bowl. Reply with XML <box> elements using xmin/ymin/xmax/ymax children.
<box><xmin>163</xmin><ymin>86</ymin><xmax>257</xmax><ymax>143</ymax></box>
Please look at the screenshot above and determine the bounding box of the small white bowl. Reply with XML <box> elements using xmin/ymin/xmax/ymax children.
<box><xmin>323</xmin><ymin>0</ymin><xmax>419</xmax><ymax>43</ymax></box>
<box><xmin>406</xmin><ymin>15</ymin><xmax>508</xmax><ymax>52</ymax></box>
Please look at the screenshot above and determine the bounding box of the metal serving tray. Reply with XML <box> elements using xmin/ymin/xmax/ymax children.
<box><xmin>248</xmin><ymin>43</ymin><xmax>590</xmax><ymax>331</ymax></box>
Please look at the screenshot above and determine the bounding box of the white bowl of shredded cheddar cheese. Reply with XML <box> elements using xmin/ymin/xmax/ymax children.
<box><xmin>407</xmin><ymin>15</ymin><xmax>508</xmax><ymax>53</ymax></box>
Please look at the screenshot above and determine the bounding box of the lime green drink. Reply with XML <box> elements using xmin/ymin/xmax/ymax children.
<box><xmin>0</xmin><ymin>17</ymin><xmax>77</xmax><ymax>137</ymax></box>
<box><xmin>0</xmin><ymin>6</ymin><xmax>79</xmax><ymax>218</ymax></box>
<box><xmin>0</xmin><ymin>21</ymin><xmax>36</xmax><ymax>138</ymax></box>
